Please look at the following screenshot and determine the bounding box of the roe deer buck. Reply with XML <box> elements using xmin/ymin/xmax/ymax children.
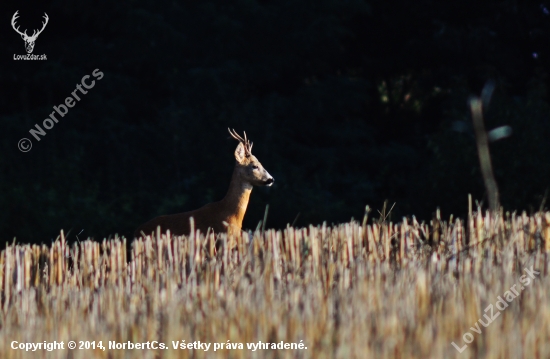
<box><xmin>134</xmin><ymin>129</ymin><xmax>274</xmax><ymax>238</ymax></box>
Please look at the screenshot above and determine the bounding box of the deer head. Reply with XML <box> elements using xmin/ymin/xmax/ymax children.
<box><xmin>11</xmin><ymin>11</ymin><xmax>49</xmax><ymax>54</ymax></box>
<box><xmin>228</xmin><ymin>128</ymin><xmax>274</xmax><ymax>187</ymax></box>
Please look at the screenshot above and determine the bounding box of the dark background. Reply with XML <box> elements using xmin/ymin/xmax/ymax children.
<box><xmin>1</xmin><ymin>0</ymin><xmax>549</xmax><ymax>245</ymax></box>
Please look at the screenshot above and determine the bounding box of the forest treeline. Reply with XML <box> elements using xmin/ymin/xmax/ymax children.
<box><xmin>1</xmin><ymin>0</ymin><xmax>549</xmax><ymax>244</ymax></box>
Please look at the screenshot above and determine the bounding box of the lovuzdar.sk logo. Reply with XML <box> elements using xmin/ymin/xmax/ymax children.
<box><xmin>12</xmin><ymin>10</ymin><xmax>48</xmax><ymax>60</ymax></box>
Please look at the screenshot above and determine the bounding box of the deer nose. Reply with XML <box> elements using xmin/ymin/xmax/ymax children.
<box><xmin>265</xmin><ymin>177</ymin><xmax>274</xmax><ymax>186</ymax></box>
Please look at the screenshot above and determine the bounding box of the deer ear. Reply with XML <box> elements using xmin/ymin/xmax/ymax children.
<box><xmin>234</xmin><ymin>142</ymin><xmax>246</xmax><ymax>163</ymax></box>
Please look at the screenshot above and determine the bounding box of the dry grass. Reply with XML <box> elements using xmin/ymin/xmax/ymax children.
<box><xmin>1</xmin><ymin>210</ymin><xmax>550</xmax><ymax>358</ymax></box>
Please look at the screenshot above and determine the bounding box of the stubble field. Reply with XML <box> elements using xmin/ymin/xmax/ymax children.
<box><xmin>1</xmin><ymin>210</ymin><xmax>549</xmax><ymax>358</ymax></box>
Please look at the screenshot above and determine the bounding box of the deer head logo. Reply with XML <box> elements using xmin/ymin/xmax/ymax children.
<box><xmin>11</xmin><ymin>11</ymin><xmax>49</xmax><ymax>54</ymax></box>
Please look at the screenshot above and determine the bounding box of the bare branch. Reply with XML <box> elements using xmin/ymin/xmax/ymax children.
<box><xmin>470</xmin><ymin>94</ymin><xmax>500</xmax><ymax>212</ymax></box>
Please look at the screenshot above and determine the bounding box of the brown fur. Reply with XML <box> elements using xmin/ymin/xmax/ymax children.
<box><xmin>134</xmin><ymin>129</ymin><xmax>273</xmax><ymax>238</ymax></box>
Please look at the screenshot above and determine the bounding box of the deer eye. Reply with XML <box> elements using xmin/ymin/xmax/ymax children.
<box><xmin>252</xmin><ymin>165</ymin><xmax>259</xmax><ymax>170</ymax></box>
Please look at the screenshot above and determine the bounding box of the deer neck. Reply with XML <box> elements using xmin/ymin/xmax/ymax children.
<box><xmin>220</xmin><ymin>167</ymin><xmax>252</xmax><ymax>226</ymax></box>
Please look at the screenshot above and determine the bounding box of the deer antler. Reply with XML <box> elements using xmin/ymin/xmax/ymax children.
<box><xmin>11</xmin><ymin>11</ymin><xmax>28</xmax><ymax>37</ymax></box>
<box><xmin>32</xmin><ymin>13</ymin><xmax>49</xmax><ymax>39</ymax></box>
<box><xmin>228</xmin><ymin>128</ymin><xmax>253</xmax><ymax>156</ymax></box>
<box><xmin>11</xmin><ymin>11</ymin><xmax>48</xmax><ymax>40</ymax></box>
